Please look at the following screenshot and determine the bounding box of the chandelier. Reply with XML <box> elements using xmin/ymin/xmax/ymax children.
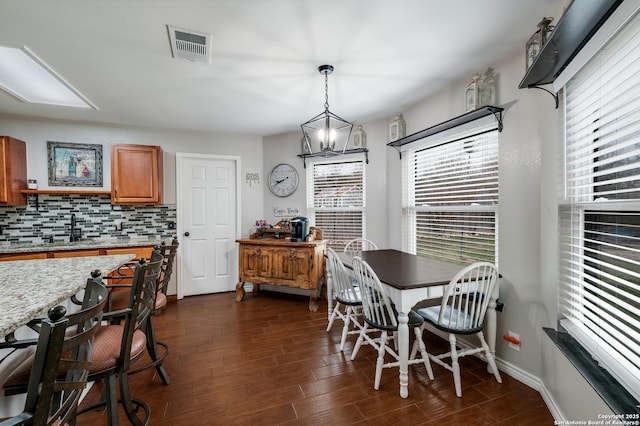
<box><xmin>301</xmin><ymin>65</ymin><xmax>353</xmax><ymax>155</ymax></box>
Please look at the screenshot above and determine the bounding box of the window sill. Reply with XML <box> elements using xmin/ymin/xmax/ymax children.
<box><xmin>543</xmin><ymin>327</ymin><xmax>639</xmax><ymax>415</ymax></box>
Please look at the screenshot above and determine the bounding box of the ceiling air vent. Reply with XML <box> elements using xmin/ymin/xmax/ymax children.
<box><xmin>167</xmin><ymin>25</ymin><xmax>211</xmax><ymax>63</ymax></box>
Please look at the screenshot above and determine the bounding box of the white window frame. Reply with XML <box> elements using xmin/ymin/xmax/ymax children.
<box><xmin>558</xmin><ymin>5</ymin><xmax>640</xmax><ymax>401</ymax></box>
<box><xmin>402</xmin><ymin>118</ymin><xmax>499</xmax><ymax>266</ymax></box>
<box><xmin>306</xmin><ymin>157</ymin><xmax>366</xmax><ymax>250</ymax></box>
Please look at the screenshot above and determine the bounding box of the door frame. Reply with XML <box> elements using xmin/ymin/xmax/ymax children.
<box><xmin>176</xmin><ymin>153</ymin><xmax>242</xmax><ymax>299</ymax></box>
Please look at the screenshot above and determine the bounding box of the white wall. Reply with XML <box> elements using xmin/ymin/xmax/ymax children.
<box><xmin>262</xmin><ymin>51</ymin><xmax>613</xmax><ymax>423</ymax></box>
<box><xmin>263</xmin><ymin>119</ymin><xmax>389</xmax><ymax>248</ymax></box>
<box><xmin>0</xmin><ymin>115</ymin><xmax>264</xmax><ymax>236</ymax></box>
<box><xmin>392</xmin><ymin>53</ymin><xmax>612</xmax><ymax>420</ymax></box>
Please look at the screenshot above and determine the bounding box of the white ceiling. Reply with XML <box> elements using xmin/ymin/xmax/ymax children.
<box><xmin>0</xmin><ymin>0</ymin><xmax>564</xmax><ymax>137</ymax></box>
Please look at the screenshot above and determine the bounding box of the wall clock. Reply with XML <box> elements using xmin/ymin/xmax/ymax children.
<box><xmin>268</xmin><ymin>163</ymin><xmax>299</xmax><ymax>197</ymax></box>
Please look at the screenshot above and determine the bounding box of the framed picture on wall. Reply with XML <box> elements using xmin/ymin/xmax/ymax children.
<box><xmin>47</xmin><ymin>141</ymin><xmax>103</xmax><ymax>186</ymax></box>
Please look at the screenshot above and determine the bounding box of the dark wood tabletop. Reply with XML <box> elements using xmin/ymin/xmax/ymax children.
<box><xmin>338</xmin><ymin>249</ymin><xmax>462</xmax><ymax>290</ymax></box>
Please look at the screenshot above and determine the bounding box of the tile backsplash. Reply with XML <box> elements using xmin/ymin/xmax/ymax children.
<box><xmin>0</xmin><ymin>193</ymin><xmax>177</xmax><ymax>244</ymax></box>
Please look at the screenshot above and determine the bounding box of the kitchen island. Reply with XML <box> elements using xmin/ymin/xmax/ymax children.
<box><xmin>0</xmin><ymin>254</ymin><xmax>134</xmax><ymax>338</ymax></box>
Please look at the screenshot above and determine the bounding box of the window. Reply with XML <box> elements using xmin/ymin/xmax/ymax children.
<box><xmin>403</xmin><ymin>125</ymin><xmax>499</xmax><ymax>265</ymax></box>
<box><xmin>559</xmin><ymin>9</ymin><xmax>640</xmax><ymax>401</ymax></box>
<box><xmin>307</xmin><ymin>160</ymin><xmax>365</xmax><ymax>250</ymax></box>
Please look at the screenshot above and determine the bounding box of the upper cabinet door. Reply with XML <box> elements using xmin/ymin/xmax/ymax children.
<box><xmin>111</xmin><ymin>144</ymin><xmax>163</xmax><ymax>204</ymax></box>
<box><xmin>0</xmin><ymin>136</ymin><xmax>27</xmax><ymax>206</ymax></box>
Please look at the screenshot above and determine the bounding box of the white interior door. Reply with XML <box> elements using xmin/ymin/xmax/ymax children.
<box><xmin>177</xmin><ymin>154</ymin><xmax>239</xmax><ymax>297</ymax></box>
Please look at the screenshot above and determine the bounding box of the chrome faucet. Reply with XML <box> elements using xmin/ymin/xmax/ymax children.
<box><xmin>70</xmin><ymin>213</ymin><xmax>81</xmax><ymax>242</ymax></box>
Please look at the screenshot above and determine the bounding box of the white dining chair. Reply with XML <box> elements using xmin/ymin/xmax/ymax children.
<box><xmin>415</xmin><ymin>261</ymin><xmax>502</xmax><ymax>397</ymax></box>
<box><xmin>350</xmin><ymin>256</ymin><xmax>434</xmax><ymax>390</ymax></box>
<box><xmin>343</xmin><ymin>238</ymin><xmax>378</xmax><ymax>254</ymax></box>
<box><xmin>325</xmin><ymin>247</ymin><xmax>365</xmax><ymax>351</ymax></box>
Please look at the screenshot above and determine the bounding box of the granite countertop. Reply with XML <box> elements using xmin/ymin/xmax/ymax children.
<box><xmin>0</xmin><ymin>238</ymin><xmax>162</xmax><ymax>254</ymax></box>
<box><xmin>0</xmin><ymin>254</ymin><xmax>135</xmax><ymax>337</ymax></box>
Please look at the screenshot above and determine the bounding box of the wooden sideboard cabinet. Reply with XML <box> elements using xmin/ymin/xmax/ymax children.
<box><xmin>111</xmin><ymin>144</ymin><xmax>163</xmax><ymax>204</ymax></box>
<box><xmin>235</xmin><ymin>238</ymin><xmax>326</xmax><ymax>311</ymax></box>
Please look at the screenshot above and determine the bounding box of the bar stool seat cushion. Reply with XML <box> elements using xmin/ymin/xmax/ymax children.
<box><xmin>3</xmin><ymin>325</ymin><xmax>146</xmax><ymax>388</ymax></box>
<box><xmin>3</xmin><ymin>355</ymin><xmax>38</xmax><ymax>389</ymax></box>
<box><xmin>88</xmin><ymin>325</ymin><xmax>146</xmax><ymax>376</ymax></box>
<box><xmin>155</xmin><ymin>292</ymin><xmax>167</xmax><ymax>310</ymax></box>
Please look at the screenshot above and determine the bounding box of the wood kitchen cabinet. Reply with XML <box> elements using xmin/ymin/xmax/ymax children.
<box><xmin>0</xmin><ymin>245</ymin><xmax>153</xmax><ymax>261</ymax></box>
<box><xmin>111</xmin><ymin>144</ymin><xmax>163</xmax><ymax>204</ymax></box>
<box><xmin>104</xmin><ymin>246</ymin><xmax>153</xmax><ymax>260</ymax></box>
<box><xmin>51</xmin><ymin>250</ymin><xmax>101</xmax><ymax>258</ymax></box>
<box><xmin>0</xmin><ymin>136</ymin><xmax>27</xmax><ymax>206</ymax></box>
<box><xmin>0</xmin><ymin>252</ymin><xmax>48</xmax><ymax>261</ymax></box>
<box><xmin>235</xmin><ymin>238</ymin><xmax>326</xmax><ymax>311</ymax></box>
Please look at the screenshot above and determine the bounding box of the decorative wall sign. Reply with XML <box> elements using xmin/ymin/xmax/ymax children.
<box><xmin>47</xmin><ymin>141</ymin><xmax>103</xmax><ymax>187</ymax></box>
<box><xmin>273</xmin><ymin>206</ymin><xmax>300</xmax><ymax>217</ymax></box>
<box><xmin>246</xmin><ymin>172</ymin><xmax>260</xmax><ymax>187</ymax></box>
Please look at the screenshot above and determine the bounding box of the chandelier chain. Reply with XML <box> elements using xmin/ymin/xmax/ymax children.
<box><xmin>324</xmin><ymin>72</ymin><xmax>329</xmax><ymax>111</ymax></box>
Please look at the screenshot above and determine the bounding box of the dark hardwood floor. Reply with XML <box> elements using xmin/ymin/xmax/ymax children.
<box><xmin>77</xmin><ymin>290</ymin><xmax>555</xmax><ymax>425</ymax></box>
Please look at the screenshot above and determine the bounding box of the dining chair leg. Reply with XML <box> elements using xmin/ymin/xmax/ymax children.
<box><xmin>478</xmin><ymin>331</ymin><xmax>502</xmax><ymax>384</ymax></box>
<box><xmin>350</xmin><ymin>324</ymin><xmax>368</xmax><ymax>360</ymax></box>
<box><xmin>412</xmin><ymin>326</ymin><xmax>434</xmax><ymax>380</ymax></box>
<box><xmin>449</xmin><ymin>333</ymin><xmax>462</xmax><ymax>397</ymax></box>
<box><xmin>339</xmin><ymin>306</ymin><xmax>353</xmax><ymax>351</ymax></box>
<box><xmin>374</xmin><ymin>332</ymin><xmax>389</xmax><ymax>390</ymax></box>
<box><xmin>326</xmin><ymin>302</ymin><xmax>341</xmax><ymax>332</ymax></box>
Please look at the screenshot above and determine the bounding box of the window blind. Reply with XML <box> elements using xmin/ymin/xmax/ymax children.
<box><xmin>307</xmin><ymin>160</ymin><xmax>365</xmax><ymax>250</ymax></box>
<box><xmin>404</xmin><ymin>128</ymin><xmax>498</xmax><ymax>265</ymax></box>
<box><xmin>559</xmin><ymin>9</ymin><xmax>640</xmax><ymax>401</ymax></box>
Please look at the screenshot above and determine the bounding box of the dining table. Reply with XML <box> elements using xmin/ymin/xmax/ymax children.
<box><xmin>0</xmin><ymin>254</ymin><xmax>135</xmax><ymax>338</ymax></box>
<box><xmin>336</xmin><ymin>249</ymin><xmax>499</xmax><ymax>399</ymax></box>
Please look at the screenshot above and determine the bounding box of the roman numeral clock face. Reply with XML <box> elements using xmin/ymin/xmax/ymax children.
<box><xmin>268</xmin><ymin>163</ymin><xmax>299</xmax><ymax>197</ymax></box>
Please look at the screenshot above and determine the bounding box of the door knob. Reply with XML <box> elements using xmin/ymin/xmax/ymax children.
<box><xmin>184</xmin><ymin>232</ymin><xmax>190</xmax><ymax>237</ymax></box>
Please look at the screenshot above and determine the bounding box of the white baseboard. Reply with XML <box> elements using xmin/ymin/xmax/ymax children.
<box><xmin>428</xmin><ymin>328</ymin><xmax>563</xmax><ymax>422</ymax></box>
<box><xmin>495</xmin><ymin>357</ymin><xmax>563</xmax><ymax>421</ymax></box>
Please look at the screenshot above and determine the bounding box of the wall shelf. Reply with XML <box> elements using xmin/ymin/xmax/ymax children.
<box><xmin>21</xmin><ymin>189</ymin><xmax>111</xmax><ymax>210</ymax></box>
<box><xmin>387</xmin><ymin>106</ymin><xmax>504</xmax><ymax>159</ymax></box>
<box><xmin>518</xmin><ymin>0</ymin><xmax>624</xmax><ymax>107</ymax></box>
<box><xmin>297</xmin><ymin>148</ymin><xmax>369</xmax><ymax>168</ymax></box>
<box><xmin>21</xmin><ymin>189</ymin><xmax>111</xmax><ymax>195</ymax></box>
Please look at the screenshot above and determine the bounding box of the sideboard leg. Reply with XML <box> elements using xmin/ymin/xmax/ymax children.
<box><xmin>308</xmin><ymin>291</ymin><xmax>319</xmax><ymax>312</ymax></box>
<box><xmin>235</xmin><ymin>281</ymin><xmax>245</xmax><ymax>302</ymax></box>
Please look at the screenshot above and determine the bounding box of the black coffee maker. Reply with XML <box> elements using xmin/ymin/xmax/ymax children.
<box><xmin>290</xmin><ymin>217</ymin><xmax>309</xmax><ymax>242</ymax></box>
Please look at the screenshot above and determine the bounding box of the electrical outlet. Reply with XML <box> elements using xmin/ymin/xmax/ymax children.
<box><xmin>508</xmin><ymin>331</ymin><xmax>520</xmax><ymax>351</ymax></box>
